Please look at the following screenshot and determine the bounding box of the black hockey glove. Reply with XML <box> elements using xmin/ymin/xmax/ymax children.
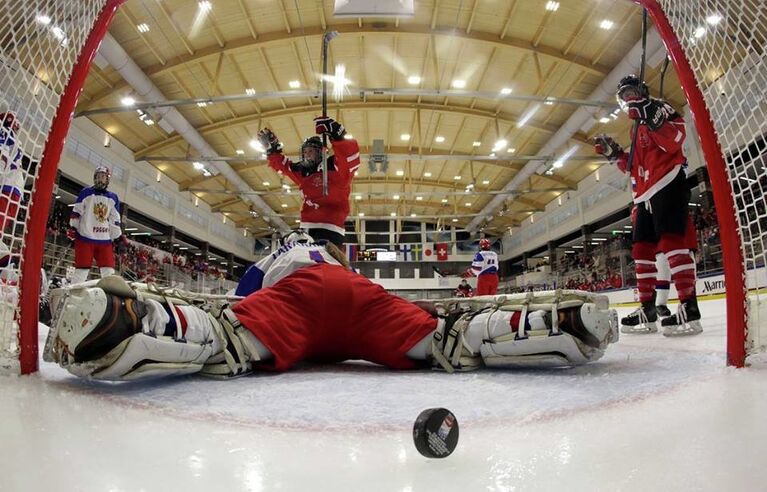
<box><xmin>314</xmin><ymin>116</ymin><xmax>346</xmax><ymax>140</ymax></box>
<box><xmin>257</xmin><ymin>128</ymin><xmax>283</xmax><ymax>154</ymax></box>
<box><xmin>626</xmin><ymin>97</ymin><xmax>668</xmax><ymax>130</ymax></box>
<box><xmin>594</xmin><ymin>134</ymin><xmax>624</xmax><ymax>162</ymax></box>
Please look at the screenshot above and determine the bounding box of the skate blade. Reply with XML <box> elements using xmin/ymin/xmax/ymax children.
<box><xmin>620</xmin><ymin>322</ymin><xmax>658</xmax><ymax>334</ymax></box>
<box><xmin>662</xmin><ymin>320</ymin><xmax>703</xmax><ymax>337</ymax></box>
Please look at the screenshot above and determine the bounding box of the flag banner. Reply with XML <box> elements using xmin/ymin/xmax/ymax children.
<box><xmin>399</xmin><ymin>243</ymin><xmax>413</xmax><ymax>261</ymax></box>
<box><xmin>345</xmin><ymin>244</ymin><xmax>358</xmax><ymax>261</ymax></box>
<box><xmin>436</xmin><ymin>243</ymin><xmax>449</xmax><ymax>261</ymax></box>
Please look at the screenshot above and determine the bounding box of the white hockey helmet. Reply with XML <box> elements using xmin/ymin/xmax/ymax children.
<box><xmin>94</xmin><ymin>166</ymin><xmax>111</xmax><ymax>190</ymax></box>
<box><xmin>281</xmin><ymin>228</ymin><xmax>314</xmax><ymax>245</ymax></box>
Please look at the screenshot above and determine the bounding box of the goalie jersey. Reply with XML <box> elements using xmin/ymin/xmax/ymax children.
<box><xmin>235</xmin><ymin>241</ymin><xmax>342</xmax><ymax>297</ymax></box>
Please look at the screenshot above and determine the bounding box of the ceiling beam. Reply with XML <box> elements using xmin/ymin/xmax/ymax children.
<box><xmin>211</xmin><ymin>197</ymin><xmax>242</xmax><ymax>212</ymax></box>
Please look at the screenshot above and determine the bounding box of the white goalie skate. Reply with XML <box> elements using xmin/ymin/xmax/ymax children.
<box><xmin>427</xmin><ymin>290</ymin><xmax>620</xmax><ymax>371</ymax></box>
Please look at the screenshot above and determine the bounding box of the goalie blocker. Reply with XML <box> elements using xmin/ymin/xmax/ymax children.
<box><xmin>44</xmin><ymin>277</ymin><xmax>618</xmax><ymax>381</ymax></box>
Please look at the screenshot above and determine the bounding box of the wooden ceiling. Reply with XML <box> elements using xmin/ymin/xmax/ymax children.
<box><xmin>76</xmin><ymin>0</ymin><xmax>686</xmax><ymax>237</ymax></box>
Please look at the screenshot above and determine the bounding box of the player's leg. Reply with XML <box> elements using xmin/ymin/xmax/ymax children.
<box><xmin>93</xmin><ymin>241</ymin><xmax>116</xmax><ymax>278</ymax></box>
<box><xmin>655</xmin><ymin>251</ymin><xmax>672</xmax><ymax>317</ymax></box>
<box><xmin>45</xmin><ymin>276</ymin><xmax>265</xmax><ymax>380</ymax></box>
<box><xmin>0</xmin><ymin>192</ymin><xmax>19</xmax><ymax>267</ymax></box>
<box><xmin>71</xmin><ymin>238</ymin><xmax>94</xmax><ymax>284</ymax></box>
<box><xmin>622</xmin><ymin>202</ymin><xmax>659</xmax><ymax>333</ymax></box>
<box><xmin>415</xmin><ymin>292</ymin><xmax>619</xmax><ymax>371</ymax></box>
<box><xmin>476</xmin><ymin>275</ymin><xmax>489</xmax><ymax>296</ymax></box>
<box><xmin>653</xmin><ymin>171</ymin><xmax>701</xmax><ymax>336</ymax></box>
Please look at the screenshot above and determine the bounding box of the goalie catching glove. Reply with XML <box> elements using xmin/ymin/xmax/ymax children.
<box><xmin>44</xmin><ymin>276</ymin><xmax>261</xmax><ymax>381</ymax></box>
<box><xmin>427</xmin><ymin>290</ymin><xmax>619</xmax><ymax>372</ymax></box>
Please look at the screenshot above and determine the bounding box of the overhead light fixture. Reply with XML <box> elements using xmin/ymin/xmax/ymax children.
<box><xmin>599</xmin><ymin>20</ymin><xmax>614</xmax><ymax>30</ymax></box>
<box><xmin>545</xmin><ymin>1</ymin><xmax>560</xmax><ymax>12</ymax></box>
<box><xmin>407</xmin><ymin>75</ymin><xmax>421</xmax><ymax>85</ymax></box>
<box><xmin>451</xmin><ymin>79</ymin><xmax>466</xmax><ymax>89</ymax></box>
<box><xmin>544</xmin><ymin>97</ymin><xmax>555</xmax><ymax>105</ymax></box>
<box><xmin>400</xmin><ymin>133</ymin><xmax>411</xmax><ymax>141</ymax></box>
<box><xmin>294</xmin><ymin>219</ymin><xmax>300</xmax><ymax>224</ymax></box>
<box><xmin>466</xmin><ymin>183</ymin><xmax>474</xmax><ymax>189</ymax></box>
<box><xmin>51</xmin><ymin>26</ymin><xmax>66</xmax><ymax>40</ymax></box>
<box><xmin>552</xmin><ymin>144</ymin><xmax>580</xmax><ymax>169</ymax></box>
<box><xmin>472</xmin><ymin>141</ymin><xmax>481</xmax><ymax>147</ymax></box>
<box><xmin>454</xmin><ymin>175</ymin><xmax>461</xmax><ymax>180</ymax></box>
<box><xmin>143</xmin><ymin>118</ymin><xmax>155</xmax><ymax>126</ymax></box>
<box><xmin>492</xmin><ymin>139</ymin><xmax>508</xmax><ymax>152</ymax></box>
<box><xmin>121</xmin><ymin>96</ymin><xmax>135</xmax><ymax>106</ymax></box>
<box><xmin>500</xmin><ymin>87</ymin><xmax>512</xmax><ymax>95</ymax></box>
<box><xmin>507</xmin><ymin>147</ymin><xmax>516</xmax><ymax>153</ymax></box>
<box><xmin>288</xmin><ymin>80</ymin><xmax>301</xmax><ymax>88</ymax></box>
<box><xmin>465</xmin><ymin>202</ymin><xmax>472</xmax><ymax>207</ymax></box>
<box><xmin>358</xmin><ymin>212</ymin><xmax>365</xmax><ymax>217</ymax></box>
<box><xmin>706</xmin><ymin>14</ymin><xmax>722</xmax><ymax>25</ymax></box>
<box><xmin>435</xmin><ymin>136</ymin><xmax>445</xmax><ymax>143</ymax></box>
<box><xmin>198</xmin><ymin>1</ymin><xmax>212</xmax><ymax>12</ymax></box>
<box><xmin>416</xmin><ymin>196</ymin><xmax>423</xmax><ymax>201</ymax></box>
<box><xmin>245</xmin><ymin>88</ymin><xmax>256</xmax><ymax>96</ymax></box>
<box><xmin>482</xmin><ymin>180</ymin><xmax>490</xmax><ymax>185</ymax></box>
<box><xmin>599</xmin><ymin>117</ymin><xmax>611</xmax><ymax>124</ymax></box>
<box><xmin>390</xmin><ymin>212</ymin><xmax>396</xmax><ymax>217</ymax></box>
<box><xmin>196</xmin><ymin>101</ymin><xmax>209</xmax><ymax>107</ymax></box>
<box><xmin>137</xmin><ymin>23</ymin><xmax>150</xmax><ymax>33</ymax></box>
<box><xmin>355</xmin><ymin>195</ymin><xmax>362</xmax><ymax>200</ymax></box>
<box><xmin>235</xmin><ymin>149</ymin><xmax>245</xmax><ymax>155</ymax></box>
<box><xmin>452</xmin><ymin>218</ymin><xmax>458</xmax><ymax>222</ymax></box>
<box><xmin>393</xmin><ymin>195</ymin><xmax>400</xmax><ymax>200</ymax></box>
<box><xmin>194</xmin><ymin>196</ymin><xmax>199</xmax><ymax>207</ymax></box>
<box><xmin>156</xmin><ymin>170</ymin><xmax>162</xmax><ymax>182</ymax></box>
<box><xmin>36</xmin><ymin>14</ymin><xmax>51</xmax><ymax>25</ymax></box>
<box><xmin>193</xmin><ymin>161</ymin><xmax>205</xmax><ymax>170</ymax></box>
<box><xmin>517</xmin><ymin>104</ymin><xmax>540</xmax><ymax>128</ymax></box>
<box><xmin>423</xmin><ymin>172</ymin><xmax>432</xmax><ymax>177</ymax></box>
<box><xmin>202</xmin><ymin>170</ymin><xmax>211</xmax><ymax>177</ymax></box>
<box><xmin>410</xmin><ymin>213</ymin><xmax>416</xmax><ymax>217</ymax></box>
<box><xmin>281</xmin><ymin>203</ymin><xmax>288</xmax><ymax>208</ymax></box>
<box><xmin>395</xmin><ymin>170</ymin><xmax>404</xmax><ymax>176</ymax></box>
<box><xmin>344</xmin><ymin>133</ymin><xmax>354</xmax><ymax>139</ymax></box>
<box><xmin>262</xmin><ymin>181</ymin><xmax>270</xmax><ymax>186</ymax></box>
<box><xmin>250</xmin><ymin>139</ymin><xmax>265</xmax><ymax>152</ymax></box>
<box><xmin>330</xmin><ymin>63</ymin><xmax>350</xmax><ymax>101</ymax></box>
<box><xmin>693</xmin><ymin>26</ymin><xmax>706</xmax><ymax>38</ymax></box>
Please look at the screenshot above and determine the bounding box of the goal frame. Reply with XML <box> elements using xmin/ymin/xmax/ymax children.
<box><xmin>15</xmin><ymin>0</ymin><xmax>126</xmax><ymax>374</ymax></box>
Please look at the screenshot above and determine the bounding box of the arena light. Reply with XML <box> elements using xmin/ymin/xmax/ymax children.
<box><xmin>552</xmin><ymin>144</ymin><xmax>580</xmax><ymax>169</ymax></box>
<box><xmin>545</xmin><ymin>1</ymin><xmax>559</xmax><ymax>12</ymax></box>
<box><xmin>517</xmin><ymin>104</ymin><xmax>540</xmax><ymax>128</ymax></box>
<box><xmin>262</xmin><ymin>181</ymin><xmax>270</xmax><ymax>186</ymax></box>
<box><xmin>599</xmin><ymin>20</ymin><xmax>614</xmax><ymax>30</ymax></box>
<box><xmin>331</xmin><ymin>64</ymin><xmax>349</xmax><ymax>101</ymax></box>
<box><xmin>390</xmin><ymin>212</ymin><xmax>396</xmax><ymax>217</ymax></box>
<box><xmin>500</xmin><ymin>87</ymin><xmax>512</xmax><ymax>95</ymax></box>
<box><xmin>465</xmin><ymin>202</ymin><xmax>472</xmax><ymax>207</ymax></box>
<box><xmin>355</xmin><ymin>195</ymin><xmax>362</xmax><ymax>200</ymax></box>
<box><xmin>245</xmin><ymin>88</ymin><xmax>256</xmax><ymax>96</ymax></box>
<box><xmin>706</xmin><ymin>14</ymin><xmax>723</xmax><ymax>25</ymax></box>
<box><xmin>235</xmin><ymin>149</ymin><xmax>245</xmax><ymax>155</ymax></box>
<box><xmin>451</xmin><ymin>79</ymin><xmax>466</xmax><ymax>89</ymax></box>
<box><xmin>395</xmin><ymin>170</ymin><xmax>404</xmax><ymax>176</ymax></box>
<box><xmin>482</xmin><ymin>180</ymin><xmax>490</xmax><ymax>185</ymax></box>
<box><xmin>441</xmin><ymin>198</ymin><xmax>448</xmax><ymax>203</ymax></box>
<box><xmin>452</xmin><ymin>218</ymin><xmax>458</xmax><ymax>222</ymax></box>
<box><xmin>423</xmin><ymin>172</ymin><xmax>432</xmax><ymax>177</ymax></box>
<box><xmin>281</xmin><ymin>203</ymin><xmax>288</xmax><ymax>208</ymax></box>
<box><xmin>410</xmin><ymin>213</ymin><xmax>416</xmax><ymax>217</ymax></box>
<box><xmin>407</xmin><ymin>75</ymin><xmax>421</xmax><ymax>85</ymax></box>
<box><xmin>693</xmin><ymin>26</ymin><xmax>706</xmax><ymax>39</ymax></box>
<box><xmin>250</xmin><ymin>139</ymin><xmax>265</xmax><ymax>152</ymax></box>
<box><xmin>121</xmin><ymin>96</ymin><xmax>136</xmax><ymax>106</ymax></box>
<box><xmin>400</xmin><ymin>134</ymin><xmax>411</xmax><ymax>141</ymax></box>
<box><xmin>416</xmin><ymin>196</ymin><xmax>423</xmax><ymax>201</ymax></box>
<box><xmin>492</xmin><ymin>139</ymin><xmax>508</xmax><ymax>152</ymax></box>
<box><xmin>344</xmin><ymin>134</ymin><xmax>354</xmax><ymax>139</ymax></box>
<box><xmin>393</xmin><ymin>194</ymin><xmax>400</xmax><ymax>200</ymax></box>
<box><xmin>472</xmin><ymin>141</ymin><xmax>481</xmax><ymax>147</ymax></box>
<box><xmin>51</xmin><ymin>26</ymin><xmax>66</xmax><ymax>40</ymax></box>
<box><xmin>36</xmin><ymin>14</ymin><xmax>51</xmax><ymax>25</ymax></box>
<box><xmin>507</xmin><ymin>148</ymin><xmax>516</xmax><ymax>153</ymax></box>
<box><xmin>435</xmin><ymin>136</ymin><xmax>445</xmax><ymax>143</ymax></box>
<box><xmin>454</xmin><ymin>175</ymin><xmax>461</xmax><ymax>180</ymax></box>
<box><xmin>192</xmin><ymin>161</ymin><xmax>205</xmax><ymax>170</ymax></box>
<box><xmin>288</xmin><ymin>80</ymin><xmax>301</xmax><ymax>89</ymax></box>
<box><xmin>137</xmin><ymin>23</ymin><xmax>150</xmax><ymax>33</ymax></box>
<box><xmin>599</xmin><ymin>117</ymin><xmax>611</xmax><ymax>124</ymax></box>
<box><xmin>358</xmin><ymin>212</ymin><xmax>365</xmax><ymax>217</ymax></box>
<box><xmin>198</xmin><ymin>1</ymin><xmax>212</xmax><ymax>12</ymax></box>
<box><xmin>202</xmin><ymin>170</ymin><xmax>211</xmax><ymax>177</ymax></box>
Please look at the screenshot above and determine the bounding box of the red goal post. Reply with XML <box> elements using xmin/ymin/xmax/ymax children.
<box><xmin>0</xmin><ymin>0</ymin><xmax>125</xmax><ymax>374</ymax></box>
<box><xmin>636</xmin><ymin>0</ymin><xmax>766</xmax><ymax>366</ymax></box>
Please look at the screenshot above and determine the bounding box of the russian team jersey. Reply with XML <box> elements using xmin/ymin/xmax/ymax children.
<box><xmin>471</xmin><ymin>250</ymin><xmax>498</xmax><ymax>276</ymax></box>
<box><xmin>235</xmin><ymin>241</ymin><xmax>342</xmax><ymax>296</ymax></box>
<box><xmin>0</xmin><ymin>127</ymin><xmax>25</xmax><ymax>197</ymax></box>
<box><xmin>70</xmin><ymin>187</ymin><xmax>122</xmax><ymax>243</ymax></box>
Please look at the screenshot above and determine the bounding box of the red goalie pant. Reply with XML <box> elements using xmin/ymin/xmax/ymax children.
<box><xmin>231</xmin><ymin>263</ymin><xmax>438</xmax><ymax>371</ymax></box>
<box><xmin>74</xmin><ymin>239</ymin><xmax>115</xmax><ymax>269</ymax></box>
<box><xmin>0</xmin><ymin>192</ymin><xmax>20</xmax><ymax>231</ymax></box>
<box><xmin>476</xmin><ymin>273</ymin><xmax>499</xmax><ymax>296</ymax></box>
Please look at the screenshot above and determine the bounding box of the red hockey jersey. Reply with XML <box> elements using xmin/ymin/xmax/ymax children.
<box><xmin>616</xmin><ymin>101</ymin><xmax>687</xmax><ymax>203</ymax></box>
<box><xmin>268</xmin><ymin>138</ymin><xmax>360</xmax><ymax>234</ymax></box>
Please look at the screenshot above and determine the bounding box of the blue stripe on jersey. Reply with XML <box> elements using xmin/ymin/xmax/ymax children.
<box><xmin>235</xmin><ymin>264</ymin><xmax>265</xmax><ymax>297</ymax></box>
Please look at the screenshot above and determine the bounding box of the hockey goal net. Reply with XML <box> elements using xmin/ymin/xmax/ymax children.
<box><xmin>0</xmin><ymin>0</ymin><xmax>124</xmax><ymax>374</ymax></box>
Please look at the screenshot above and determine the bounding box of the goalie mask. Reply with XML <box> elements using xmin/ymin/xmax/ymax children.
<box><xmin>0</xmin><ymin>111</ymin><xmax>20</xmax><ymax>133</ymax></box>
<box><xmin>298</xmin><ymin>136</ymin><xmax>325</xmax><ymax>169</ymax></box>
<box><xmin>617</xmin><ymin>74</ymin><xmax>649</xmax><ymax>113</ymax></box>
<box><xmin>281</xmin><ymin>228</ymin><xmax>314</xmax><ymax>246</ymax></box>
<box><xmin>94</xmin><ymin>166</ymin><xmax>110</xmax><ymax>191</ymax></box>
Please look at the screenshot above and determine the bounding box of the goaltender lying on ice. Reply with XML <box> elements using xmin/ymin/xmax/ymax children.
<box><xmin>44</xmin><ymin>235</ymin><xmax>619</xmax><ymax>381</ymax></box>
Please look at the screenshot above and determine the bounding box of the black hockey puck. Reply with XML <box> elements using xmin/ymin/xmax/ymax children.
<box><xmin>412</xmin><ymin>407</ymin><xmax>459</xmax><ymax>458</ymax></box>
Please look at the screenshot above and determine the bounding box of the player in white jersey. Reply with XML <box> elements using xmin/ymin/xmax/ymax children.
<box><xmin>45</xmin><ymin>231</ymin><xmax>619</xmax><ymax>381</ymax></box>
<box><xmin>0</xmin><ymin>112</ymin><xmax>26</xmax><ymax>266</ymax></box>
<box><xmin>464</xmin><ymin>238</ymin><xmax>499</xmax><ymax>295</ymax></box>
<box><xmin>68</xmin><ymin>166</ymin><xmax>124</xmax><ymax>283</ymax></box>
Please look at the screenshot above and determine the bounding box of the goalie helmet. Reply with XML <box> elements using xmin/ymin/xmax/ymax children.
<box><xmin>0</xmin><ymin>111</ymin><xmax>20</xmax><ymax>133</ymax></box>
<box><xmin>479</xmin><ymin>238</ymin><xmax>491</xmax><ymax>250</ymax></box>
<box><xmin>94</xmin><ymin>166</ymin><xmax>110</xmax><ymax>191</ymax></box>
<box><xmin>281</xmin><ymin>228</ymin><xmax>314</xmax><ymax>245</ymax></box>
<box><xmin>299</xmin><ymin>136</ymin><xmax>325</xmax><ymax>169</ymax></box>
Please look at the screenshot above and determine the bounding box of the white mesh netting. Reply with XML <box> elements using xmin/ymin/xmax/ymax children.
<box><xmin>656</xmin><ymin>0</ymin><xmax>767</xmax><ymax>358</ymax></box>
<box><xmin>0</xmin><ymin>0</ymin><xmax>109</xmax><ymax>373</ymax></box>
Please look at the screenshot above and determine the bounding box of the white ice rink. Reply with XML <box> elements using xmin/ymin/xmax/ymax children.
<box><xmin>2</xmin><ymin>296</ymin><xmax>766</xmax><ymax>491</ymax></box>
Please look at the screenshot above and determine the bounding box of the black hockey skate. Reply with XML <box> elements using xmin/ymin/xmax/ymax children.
<box><xmin>620</xmin><ymin>300</ymin><xmax>658</xmax><ymax>334</ymax></box>
<box><xmin>661</xmin><ymin>297</ymin><xmax>702</xmax><ymax>337</ymax></box>
<box><xmin>656</xmin><ymin>304</ymin><xmax>672</xmax><ymax>318</ymax></box>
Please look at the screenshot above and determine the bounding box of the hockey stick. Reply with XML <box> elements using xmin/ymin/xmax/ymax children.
<box><xmin>321</xmin><ymin>31</ymin><xmax>339</xmax><ymax>197</ymax></box>
<box><xmin>625</xmin><ymin>8</ymin><xmax>648</xmax><ymax>173</ymax></box>
<box><xmin>659</xmin><ymin>55</ymin><xmax>671</xmax><ymax>99</ymax></box>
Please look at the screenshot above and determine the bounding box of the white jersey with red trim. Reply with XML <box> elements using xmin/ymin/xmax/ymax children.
<box><xmin>268</xmin><ymin>138</ymin><xmax>360</xmax><ymax>234</ymax></box>
<box><xmin>0</xmin><ymin>127</ymin><xmax>25</xmax><ymax>198</ymax></box>
<box><xmin>470</xmin><ymin>250</ymin><xmax>499</xmax><ymax>276</ymax></box>
<box><xmin>235</xmin><ymin>241</ymin><xmax>341</xmax><ymax>297</ymax></box>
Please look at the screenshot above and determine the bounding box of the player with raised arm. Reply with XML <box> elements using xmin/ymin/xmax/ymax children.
<box><xmin>44</xmin><ymin>231</ymin><xmax>618</xmax><ymax>381</ymax></box>
<box><xmin>595</xmin><ymin>75</ymin><xmax>701</xmax><ymax>336</ymax></box>
<box><xmin>258</xmin><ymin>117</ymin><xmax>360</xmax><ymax>249</ymax></box>
<box><xmin>463</xmin><ymin>238</ymin><xmax>499</xmax><ymax>296</ymax></box>
<box><xmin>68</xmin><ymin>166</ymin><xmax>126</xmax><ymax>284</ymax></box>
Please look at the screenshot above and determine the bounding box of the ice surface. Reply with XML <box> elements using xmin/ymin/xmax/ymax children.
<box><xmin>1</xmin><ymin>297</ymin><xmax>766</xmax><ymax>491</ymax></box>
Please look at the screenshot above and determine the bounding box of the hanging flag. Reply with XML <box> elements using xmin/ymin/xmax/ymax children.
<box><xmin>436</xmin><ymin>242</ymin><xmax>449</xmax><ymax>261</ymax></box>
<box><xmin>399</xmin><ymin>243</ymin><xmax>413</xmax><ymax>261</ymax></box>
<box><xmin>345</xmin><ymin>243</ymin><xmax>358</xmax><ymax>261</ymax></box>
<box><xmin>412</xmin><ymin>243</ymin><xmax>422</xmax><ymax>261</ymax></box>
